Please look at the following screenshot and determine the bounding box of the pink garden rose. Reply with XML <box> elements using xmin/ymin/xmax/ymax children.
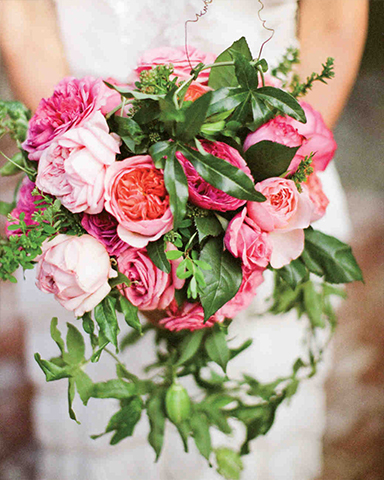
<box><xmin>23</xmin><ymin>77</ymin><xmax>115</xmax><ymax>161</ymax></box>
<box><xmin>247</xmin><ymin>178</ymin><xmax>313</xmax><ymax>269</ymax></box>
<box><xmin>305</xmin><ymin>172</ymin><xmax>329</xmax><ymax>222</ymax></box>
<box><xmin>286</xmin><ymin>102</ymin><xmax>337</xmax><ymax>171</ymax></box>
<box><xmin>176</xmin><ymin>140</ymin><xmax>252</xmax><ymax>212</ymax></box>
<box><xmin>6</xmin><ymin>177</ymin><xmax>42</xmax><ymax>236</ymax></box>
<box><xmin>135</xmin><ymin>46</ymin><xmax>216</xmax><ymax>85</ymax></box>
<box><xmin>224</xmin><ymin>208</ymin><xmax>271</xmax><ymax>269</ymax></box>
<box><xmin>81</xmin><ymin>211</ymin><xmax>129</xmax><ymax>256</ymax></box>
<box><xmin>35</xmin><ymin>234</ymin><xmax>117</xmax><ymax>317</ymax></box>
<box><xmin>159</xmin><ymin>301</ymin><xmax>222</xmax><ymax>332</ymax></box>
<box><xmin>36</xmin><ymin>112</ymin><xmax>120</xmax><ymax>214</ymax></box>
<box><xmin>184</xmin><ymin>82</ymin><xmax>212</xmax><ymax>102</ymax></box>
<box><xmin>217</xmin><ymin>267</ymin><xmax>264</xmax><ymax>319</ymax></box>
<box><xmin>244</xmin><ymin>117</ymin><xmax>306</xmax><ymax>174</ymax></box>
<box><xmin>104</xmin><ymin>155</ymin><xmax>173</xmax><ymax>248</ymax></box>
<box><xmin>117</xmin><ymin>246</ymin><xmax>183</xmax><ymax>311</ymax></box>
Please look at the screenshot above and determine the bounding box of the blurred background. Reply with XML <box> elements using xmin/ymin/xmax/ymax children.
<box><xmin>0</xmin><ymin>1</ymin><xmax>383</xmax><ymax>479</ymax></box>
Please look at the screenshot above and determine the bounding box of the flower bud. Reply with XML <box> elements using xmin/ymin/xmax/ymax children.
<box><xmin>165</xmin><ymin>383</ymin><xmax>191</xmax><ymax>424</ymax></box>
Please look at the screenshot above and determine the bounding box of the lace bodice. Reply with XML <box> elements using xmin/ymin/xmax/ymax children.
<box><xmin>53</xmin><ymin>0</ymin><xmax>298</xmax><ymax>80</ymax></box>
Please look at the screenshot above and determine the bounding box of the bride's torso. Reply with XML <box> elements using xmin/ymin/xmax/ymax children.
<box><xmin>53</xmin><ymin>0</ymin><xmax>299</xmax><ymax>80</ymax></box>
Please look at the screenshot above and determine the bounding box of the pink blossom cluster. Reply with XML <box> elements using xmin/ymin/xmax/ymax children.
<box><xmin>14</xmin><ymin>46</ymin><xmax>333</xmax><ymax>331</ymax></box>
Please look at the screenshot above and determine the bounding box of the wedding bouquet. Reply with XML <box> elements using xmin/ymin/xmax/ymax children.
<box><xmin>0</xmin><ymin>38</ymin><xmax>362</xmax><ymax>479</ymax></box>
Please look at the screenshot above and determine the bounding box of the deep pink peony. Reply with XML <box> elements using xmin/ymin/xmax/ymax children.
<box><xmin>217</xmin><ymin>267</ymin><xmax>264</xmax><ymax>319</ymax></box>
<box><xmin>247</xmin><ymin>178</ymin><xmax>313</xmax><ymax>268</ymax></box>
<box><xmin>35</xmin><ymin>234</ymin><xmax>117</xmax><ymax>317</ymax></box>
<box><xmin>81</xmin><ymin>211</ymin><xmax>129</xmax><ymax>256</ymax></box>
<box><xmin>159</xmin><ymin>301</ymin><xmax>222</xmax><ymax>332</ymax></box>
<box><xmin>176</xmin><ymin>140</ymin><xmax>252</xmax><ymax>212</ymax></box>
<box><xmin>23</xmin><ymin>76</ymin><xmax>115</xmax><ymax>161</ymax></box>
<box><xmin>135</xmin><ymin>46</ymin><xmax>216</xmax><ymax>85</ymax></box>
<box><xmin>224</xmin><ymin>208</ymin><xmax>271</xmax><ymax>269</ymax></box>
<box><xmin>244</xmin><ymin>117</ymin><xmax>306</xmax><ymax>174</ymax></box>
<box><xmin>36</xmin><ymin>112</ymin><xmax>120</xmax><ymax>214</ymax></box>
<box><xmin>305</xmin><ymin>172</ymin><xmax>329</xmax><ymax>222</ymax></box>
<box><xmin>117</xmin><ymin>246</ymin><xmax>183</xmax><ymax>311</ymax></box>
<box><xmin>286</xmin><ymin>102</ymin><xmax>337</xmax><ymax>171</ymax></box>
<box><xmin>104</xmin><ymin>155</ymin><xmax>173</xmax><ymax>248</ymax></box>
<box><xmin>6</xmin><ymin>177</ymin><xmax>42</xmax><ymax>236</ymax></box>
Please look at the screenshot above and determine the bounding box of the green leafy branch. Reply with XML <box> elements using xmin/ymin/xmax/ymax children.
<box><xmin>290</xmin><ymin>57</ymin><xmax>335</xmax><ymax>98</ymax></box>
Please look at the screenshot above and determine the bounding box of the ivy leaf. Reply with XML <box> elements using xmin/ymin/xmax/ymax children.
<box><xmin>109</xmin><ymin>271</ymin><xmax>131</xmax><ymax>289</ymax></box>
<box><xmin>199</xmin><ymin>237</ymin><xmax>242</xmax><ymax>321</ymax></box>
<box><xmin>205</xmin><ymin>324</ymin><xmax>230</xmax><ymax>373</ymax></box>
<box><xmin>149</xmin><ymin>141</ymin><xmax>173</xmax><ymax>169</ymax></box>
<box><xmin>74</xmin><ymin>369</ymin><xmax>94</xmax><ymax>406</ymax></box>
<box><xmin>248</xmin><ymin>93</ymin><xmax>274</xmax><ymax>130</ymax></box>
<box><xmin>215</xmin><ymin>447</ymin><xmax>243</xmax><ymax>480</ymax></box>
<box><xmin>64</xmin><ymin>323</ymin><xmax>85</xmax><ymax>365</ymax></box>
<box><xmin>194</xmin><ymin>215</ymin><xmax>223</xmax><ymax>243</ymax></box>
<box><xmin>303</xmin><ymin>228</ymin><xmax>363</xmax><ymax>283</ymax></box>
<box><xmin>208</xmin><ymin>37</ymin><xmax>252</xmax><ymax>89</ymax></box>
<box><xmin>179</xmin><ymin>143</ymin><xmax>263</xmax><ymax>202</ymax></box>
<box><xmin>191</xmin><ymin>412</ymin><xmax>211</xmax><ymax>461</ymax></box>
<box><xmin>94</xmin><ymin>297</ymin><xmax>119</xmax><ymax>349</ymax></box>
<box><xmin>176</xmin><ymin>91</ymin><xmax>212</xmax><ymax>141</ymax></box>
<box><xmin>231</xmin><ymin>50</ymin><xmax>259</xmax><ymax>90</ymax></box>
<box><xmin>244</xmin><ymin>141</ymin><xmax>300</xmax><ymax>182</ymax></box>
<box><xmin>207</xmin><ymin>87</ymin><xmax>249</xmax><ymax>117</ymax></box>
<box><xmin>147</xmin><ymin>390</ymin><xmax>166</xmax><ymax>461</ymax></box>
<box><xmin>34</xmin><ymin>353</ymin><xmax>72</xmax><ymax>382</ymax></box>
<box><xmin>146</xmin><ymin>237</ymin><xmax>171</xmax><ymax>274</ymax></box>
<box><xmin>163</xmin><ymin>150</ymin><xmax>189</xmax><ymax>229</ymax></box>
<box><xmin>275</xmin><ymin>258</ymin><xmax>309</xmax><ymax>289</ymax></box>
<box><xmin>255</xmin><ymin>86</ymin><xmax>306</xmax><ymax>123</ymax></box>
<box><xmin>176</xmin><ymin>330</ymin><xmax>205</xmax><ymax>366</ymax></box>
<box><xmin>50</xmin><ymin>317</ymin><xmax>65</xmax><ymax>355</ymax></box>
<box><xmin>68</xmin><ymin>378</ymin><xmax>80</xmax><ymax>424</ymax></box>
<box><xmin>91</xmin><ymin>379</ymin><xmax>136</xmax><ymax>399</ymax></box>
<box><xmin>119</xmin><ymin>296</ymin><xmax>142</xmax><ymax>333</ymax></box>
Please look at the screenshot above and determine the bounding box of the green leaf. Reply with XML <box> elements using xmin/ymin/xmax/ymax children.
<box><xmin>240</xmin><ymin>403</ymin><xmax>278</xmax><ymax>455</ymax></box>
<box><xmin>207</xmin><ymin>87</ymin><xmax>249</xmax><ymax>117</ymax></box>
<box><xmin>68</xmin><ymin>378</ymin><xmax>80</xmax><ymax>424</ymax></box>
<box><xmin>194</xmin><ymin>215</ymin><xmax>223</xmax><ymax>243</ymax></box>
<box><xmin>164</xmin><ymin>150</ymin><xmax>189</xmax><ymax>229</ymax></box>
<box><xmin>303</xmin><ymin>228</ymin><xmax>363</xmax><ymax>283</ymax></box>
<box><xmin>249</xmin><ymin>93</ymin><xmax>274</xmax><ymax>130</ymax></box>
<box><xmin>94</xmin><ymin>297</ymin><xmax>119</xmax><ymax>348</ymax></box>
<box><xmin>176</xmin><ymin>91</ymin><xmax>213</xmax><ymax>141</ymax></box>
<box><xmin>34</xmin><ymin>353</ymin><xmax>72</xmax><ymax>382</ymax></box>
<box><xmin>146</xmin><ymin>237</ymin><xmax>171</xmax><ymax>274</ymax></box>
<box><xmin>176</xmin><ymin>421</ymin><xmax>190</xmax><ymax>453</ymax></box>
<box><xmin>244</xmin><ymin>140</ymin><xmax>300</xmax><ymax>182</ymax></box>
<box><xmin>179</xmin><ymin>144</ymin><xmax>263</xmax><ymax>202</ymax></box>
<box><xmin>215</xmin><ymin>447</ymin><xmax>243</xmax><ymax>480</ymax></box>
<box><xmin>104</xmin><ymin>82</ymin><xmax>165</xmax><ymax>100</ymax></box>
<box><xmin>231</xmin><ymin>50</ymin><xmax>259</xmax><ymax>90</ymax></box>
<box><xmin>229</xmin><ymin>339</ymin><xmax>253</xmax><ymax>360</ymax></box>
<box><xmin>191</xmin><ymin>412</ymin><xmax>211</xmax><ymax>461</ymax></box>
<box><xmin>147</xmin><ymin>390</ymin><xmax>166</xmax><ymax>461</ymax></box>
<box><xmin>205</xmin><ymin>325</ymin><xmax>230</xmax><ymax>373</ymax></box>
<box><xmin>303</xmin><ymin>282</ymin><xmax>325</xmax><ymax>328</ymax></box>
<box><xmin>255</xmin><ymin>87</ymin><xmax>306</xmax><ymax>123</ymax></box>
<box><xmin>90</xmin><ymin>332</ymin><xmax>109</xmax><ymax>363</ymax></box>
<box><xmin>176</xmin><ymin>330</ymin><xmax>205</xmax><ymax>366</ymax></box>
<box><xmin>103</xmin><ymin>396</ymin><xmax>142</xmax><ymax>445</ymax></box>
<box><xmin>50</xmin><ymin>317</ymin><xmax>65</xmax><ymax>355</ymax></box>
<box><xmin>92</xmin><ymin>379</ymin><xmax>136</xmax><ymax>399</ymax></box>
<box><xmin>119</xmin><ymin>296</ymin><xmax>142</xmax><ymax>333</ymax></box>
<box><xmin>199</xmin><ymin>237</ymin><xmax>242</xmax><ymax>321</ymax></box>
<box><xmin>64</xmin><ymin>323</ymin><xmax>85</xmax><ymax>365</ymax></box>
<box><xmin>0</xmin><ymin>200</ymin><xmax>15</xmax><ymax>216</ymax></box>
<box><xmin>109</xmin><ymin>271</ymin><xmax>131</xmax><ymax>289</ymax></box>
<box><xmin>276</xmin><ymin>258</ymin><xmax>309</xmax><ymax>289</ymax></box>
<box><xmin>208</xmin><ymin>37</ymin><xmax>252</xmax><ymax>89</ymax></box>
<box><xmin>0</xmin><ymin>152</ymin><xmax>24</xmax><ymax>176</ymax></box>
<box><xmin>74</xmin><ymin>369</ymin><xmax>93</xmax><ymax>406</ymax></box>
<box><xmin>149</xmin><ymin>141</ymin><xmax>173</xmax><ymax>169</ymax></box>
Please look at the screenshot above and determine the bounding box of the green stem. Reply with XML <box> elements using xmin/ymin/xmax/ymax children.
<box><xmin>0</xmin><ymin>150</ymin><xmax>32</xmax><ymax>176</ymax></box>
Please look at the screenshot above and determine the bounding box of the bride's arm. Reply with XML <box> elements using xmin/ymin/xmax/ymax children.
<box><xmin>0</xmin><ymin>0</ymin><xmax>69</xmax><ymax>111</ymax></box>
<box><xmin>297</xmin><ymin>0</ymin><xmax>369</xmax><ymax>129</ymax></box>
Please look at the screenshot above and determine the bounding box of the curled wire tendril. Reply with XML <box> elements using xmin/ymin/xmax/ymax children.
<box><xmin>257</xmin><ymin>0</ymin><xmax>275</xmax><ymax>60</ymax></box>
<box><xmin>184</xmin><ymin>0</ymin><xmax>213</xmax><ymax>70</ymax></box>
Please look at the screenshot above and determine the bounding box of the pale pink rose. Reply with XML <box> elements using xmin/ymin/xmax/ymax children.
<box><xmin>159</xmin><ymin>301</ymin><xmax>222</xmax><ymax>332</ymax></box>
<box><xmin>104</xmin><ymin>155</ymin><xmax>173</xmax><ymax>248</ymax></box>
<box><xmin>117</xmin><ymin>246</ymin><xmax>180</xmax><ymax>311</ymax></box>
<box><xmin>247</xmin><ymin>178</ymin><xmax>313</xmax><ymax>268</ymax></box>
<box><xmin>135</xmin><ymin>46</ymin><xmax>216</xmax><ymax>84</ymax></box>
<box><xmin>217</xmin><ymin>267</ymin><xmax>264</xmax><ymax>319</ymax></box>
<box><xmin>305</xmin><ymin>172</ymin><xmax>329</xmax><ymax>222</ymax></box>
<box><xmin>36</xmin><ymin>112</ymin><xmax>120</xmax><ymax>214</ymax></box>
<box><xmin>244</xmin><ymin>117</ymin><xmax>306</xmax><ymax>174</ymax></box>
<box><xmin>176</xmin><ymin>140</ymin><xmax>252</xmax><ymax>212</ymax></box>
<box><xmin>23</xmin><ymin>77</ymin><xmax>114</xmax><ymax>161</ymax></box>
<box><xmin>224</xmin><ymin>208</ymin><xmax>271</xmax><ymax>269</ymax></box>
<box><xmin>286</xmin><ymin>102</ymin><xmax>337</xmax><ymax>171</ymax></box>
<box><xmin>35</xmin><ymin>234</ymin><xmax>117</xmax><ymax>317</ymax></box>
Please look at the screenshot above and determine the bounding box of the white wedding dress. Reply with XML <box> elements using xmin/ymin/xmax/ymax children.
<box><xmin>18</xmin><ymin>1</ymin><xmax>351</xmax><ymax>479</ymax></box>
